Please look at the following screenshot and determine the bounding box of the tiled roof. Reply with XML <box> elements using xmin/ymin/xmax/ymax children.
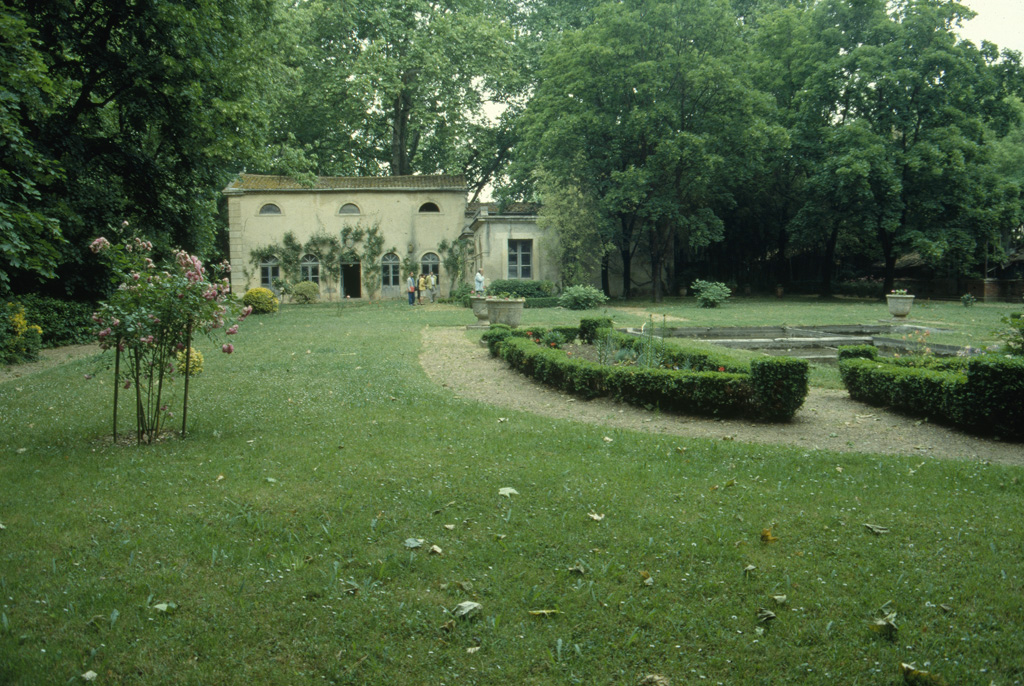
<box><xmin>466</xmin><ymin>201</ymin><xmax>541</xmax><ymax>216</ymax></box>
<box><xmin>224</xmin><ymin>173</ymin><xmax>468</xmax><ymax>193</ymax></box>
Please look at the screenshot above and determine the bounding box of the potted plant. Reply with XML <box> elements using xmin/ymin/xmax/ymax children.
<box><xmin>486</xmin><ymin>293</ymin><xmax>526</xmax><ymax>327</ymax></box>
<box><xmin>886</xmin><ymin>289</ymin><xmax>915</xmax><ymax>319</ymax></box>
<box><xmin>469</xmin><ymin>290</ymin><xmax>490</xmax><ymax>322</ymax></box>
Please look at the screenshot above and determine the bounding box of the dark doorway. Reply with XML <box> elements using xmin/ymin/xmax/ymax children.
<box><xmin>341</xmin><ymin>261</ymin><xmax>362</xmax><ymax>298</ymax></box>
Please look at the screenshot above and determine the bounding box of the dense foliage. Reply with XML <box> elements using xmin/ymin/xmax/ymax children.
<box><xmin>3</xmin><ymin>0</ymin><xmax>1023</xmax><ymax>304</ymax></box>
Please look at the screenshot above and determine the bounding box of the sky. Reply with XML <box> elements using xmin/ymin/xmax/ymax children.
<box><xmin>958</xmin><ymin>0</ymin><xmax>1024</xmax><ymax>54</ymax></box>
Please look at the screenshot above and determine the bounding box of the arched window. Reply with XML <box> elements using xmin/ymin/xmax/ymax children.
<box><xmin>418</xmin><ymin>202</ymin><xmax>440</xmax><ymax>213</ymax></box>
<box><xmin>339</xmin><ymin>203</ymin><xmax>360</xmax><ymax>215</ymax></box>
<box><xmin>421</xmin><ymin>252</ymin><xmax>440</xmax><ymax>276</ymax></box>
<box><xmin>300</xmin><ymin>254</ymin><xmax>320</xmax><ymax>284</ymax></box>
<box><xmin>381</xmin><ymin>253</ymin><xmax>400</xmax><ymax>287</ymax></box>
<box><xmin>258</xmin><ymin>203</ymin><xmax>282</xmax><ymax>215</ymax></box>
<box><xmin>260</xmin><ymin>257</ymin><xmax>280</xmax><ymax>289</ymax></box>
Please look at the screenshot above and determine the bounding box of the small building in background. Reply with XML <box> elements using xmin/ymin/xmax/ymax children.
<box><xmin>223</xmin><ymin>174</ymin><xmax>467</xmax><ymax>300</ymax></box>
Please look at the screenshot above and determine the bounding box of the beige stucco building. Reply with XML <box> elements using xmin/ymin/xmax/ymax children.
<box><xmin>223</xmin><ymin>174</ymin><xmax>468</xmax><ymax>299</ymax></box>
<box><xmin>463</xmin><ymin>202</ymin><xmax>559</xmax><ymax>289</ymax></box>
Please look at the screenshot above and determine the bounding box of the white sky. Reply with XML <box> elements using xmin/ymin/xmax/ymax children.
<box><xmin>958</xmin><ymin>0</ymin><xmax>1024</xmax><ymax>54</ymax></box>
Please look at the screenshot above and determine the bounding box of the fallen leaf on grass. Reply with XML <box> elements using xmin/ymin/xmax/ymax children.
<box><xmin>152</xmin><ymin>602</ymin><xmax>177</xmax><ymax>613</ymax></box>
<box><xmin>528</xmin><ymin>609</ymin><xmax>562</xmax><ymax>617</ymax></box>
<box><xmin>568</xmin><ymin>564</ymin><xmax>586</xmax><ymax>575</ymax></box>
<box><xmin>743</xmin><ymin>564</ymin><xmax>756</xmax><ymax>576</ymax></box>
<box><xmin>637</xmin><ymin>675</ymin><xmax>671</xmax><ymax>686</ymax></box>
<box><xmin>498</xmin><ymin>487</ymin><xmax>519</xmax><ymax>497</ymax></box>
<box><xmin>864</xmin><ymin>523</ymin><xmax>890</xmax><ymax>535</ymax></box>
<box><xmin>466</xmin><ymin>646</ymin><xmax>480</xmax><ymax>654</ymax></box>
<box><xmin>439</xmin><ymin>619</ymin><xmax>455</xmax><ymax>633</ymax></box>
<box><xmin>81</xmin><ymin>671</ymin><xmax>98</xmax><ymax>682</ymax></box>
<box><xmin>899</xmin><ymin>662</ymin><xmax>948</xmax><ymax>685</ymax></box>
<box><xmin>588</xmin><ymin>512</ymin><xmax>605</xmax><ymax>521</ymax></box>
<box><xmin>265</xmin><ymin>477</ymin><xmax>277</xmax><ymax>483</ymax></box>
<box><xmin>760</xmin><ymin>528</ymin><xmax>778</xmax><ymax>543</ymax></box>
<box><xmin>443</xmin><ymin>524</ymin><xmax>455</xmax><ymax>531</ymax></box>
<box><xmin>771</xmin><ymin>594</ymin><xmax>788</xmax><ymax>605</ymax></box>
<box><xmin>498</xmin><ymin>417</ymin><xmax>507</xmax><ymax>423</ymax></box>
<box><xmin>454</xmin><ymin>601</ymin><xmax>482</xmax><ymax>619</ymax></box>
<box><xmin>757</xmin><ymin>608</ymin><xmax>777</xmax><ymax>623</ymax></box>
<box><xmin>429</xmin><ymin>545</ymin><xmax>443</xmax><ymax>555</ymax></box>
<box><xmin>640</xmin><ymin>571</ymin><xmax>654</xmax><ymax>586</ymax></box>
<box><xmin>870</xmin><ymin>612</ymin><xmax>898</xmax><ymax>641</ymax></box>
<box><xmin>603</xmin><ymin>436</ymin><xmax>613</xmax><ymax>443</ymax></box>
<box><xmin>404</xmin><ymin>538</ymin><xmax>424</xmax><ymax>549</ymax></box>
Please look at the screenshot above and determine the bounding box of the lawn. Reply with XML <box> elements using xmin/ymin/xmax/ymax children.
<box><xmin>1</xmin><ymin>299</ymin><xmax>1022</xmax><ymax>685</ymax></box>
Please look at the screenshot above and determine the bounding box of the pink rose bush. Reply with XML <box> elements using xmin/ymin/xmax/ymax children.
<box><xmin>91</xmin><ymin>227</ymin><xmax>248</xmax><ymax>443</ymax></box>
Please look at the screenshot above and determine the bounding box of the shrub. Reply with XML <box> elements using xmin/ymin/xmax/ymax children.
<box><xmin>175</xmin><ymin>347</ymin><xmax>204</xmax><ymax>376</ymax></box>
<box><xmin>996</xmin><ymin>312</ymin><xmax>1023</xmax><ymax>355</ymax></box>
<box><xmin>579</xmin><ymin>317</ymin><xmax>614</xmax><ymax>344</ymax></box>
<box><xmin>449</xmin><ymin>283</ymin><xmax>472</xmax><ymax>305</ymax></box>
<box><xmin>838</xmin><ymin>346</ymin><xmax>1023</xmax><ymax>439</ymax></box>
<box><xmin>540</xmin><ymin>330</ymin><xmax>565</xmax><ymax>349</ymax></box>
<box><xmin>2</xmin><ymin>302</ymin><xmax>43</xmax><ymax>364</ymax></box>
<box><xmin>559</xmin><ymin>285</ymin><xmax>608</xmax><ymax>310</ymax></box>
<box><xmin>749</xmin><ymin>357</ymin><xmax>810</xmax><ymax>420</ymax></box>
<box><xmin>243</xmin><ymin>287</ymin><xmax>279</xmax><ymax>314</ymax></box>
<box><xmin>481</xmin><ymin>324</ymin><xmax>513</xmax><ymax>356</ymax></box>
<box><xmin>960</xmin><ymin>293</ymin><xmax>976</xmax><ymax>308</ymax></box>
<box><xmin>292</xmin><ymin>281</ymin><xmax>320</xmax><ymax>304</ymax></box>
<box><xmin>16</xmin><ymin>294</ymin><xmax>94</xmax><ymax>346</ymax></box>
<box><xmin>486</xmin><ymin>279</ymin><xmax>555</xmax><ymax>299</ymax></box>
<box><xmin>690</xmin><ymin>280</ymin><xmax>731</xmax><ymax>308</ymax></box>
<box><xmin>524</xmin><ymin>297</ymin><xmax>560</xmax><ymax>309</ymax></box>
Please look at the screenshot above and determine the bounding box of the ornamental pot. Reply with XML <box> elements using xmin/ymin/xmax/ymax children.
<box><xmin>486</xmin><ymin>298</ymin><xmax>525</xmax><ymax>327</ymax></box>
<box><xmin>886</xmin><ymin>294</ymin><xmax>915</xmax><ymax>319</ymax></box>
<box><xmin>470</xmin><ymin>295</ymin><xmax>490</xmax><ymax>322</ymax></box>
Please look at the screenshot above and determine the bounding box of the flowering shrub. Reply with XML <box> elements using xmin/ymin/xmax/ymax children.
<box><xmin>292</xmin><ymin>280</ymin><xmax>320</xmax><ymax>304</ymax></box>
<box><xmin>1</xmin><ymin>302</ymin><xmax>43</xmax><ymax>363</ymax></box>
<box><xmin>243</xmin><ymin>287</ymin><xmax>279</xmax><ymax>314</ymax></box>
<box><xmin>176</xmin><ymin>347</ymin><xmax>204</xmax><ymax>376</ymax></box>
<box><xmin>540</xmin><ymin>330</ymin><xmax>565</xmax><ymax>349</ymax></box>
<box><xmin>91</xmin><ymin>230</ymin><xmax>249</xmax><ymax>443</ymax></box>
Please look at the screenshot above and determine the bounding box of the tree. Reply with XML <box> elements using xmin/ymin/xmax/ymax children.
<box><xmin>517</xmin><ymin>0</ymin><xmax>771</xmax><ymax>299</ymax></box>
<box><xmin>535</xmin><ymin>167</ymin><xmax>613</xmax><ymax>289</ymax></box>
<box><xmin>0</xmin><ymin>10</ymin><xmax>64</xmax><ymax>293</ymax></box>
<box><xmin>6</xmin><ymin>0</ymin><xmax>279</xmax><ymax>298</ymax></box>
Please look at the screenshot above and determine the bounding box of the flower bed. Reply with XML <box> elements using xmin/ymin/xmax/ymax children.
<box><xmin>483</xmin><ymin>323</ymin><xmax>809</xmax><ymax>421</ymax></box>
<box><xmin>838</xmin><ymin>345</ymin><xmax>1024</xmax><ymax>439</ymax></box>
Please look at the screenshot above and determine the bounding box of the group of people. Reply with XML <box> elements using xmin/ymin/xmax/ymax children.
<box><xmin>407</xmin><ymin>271</ymin><xmax>439</xmax><ymax>305</ymax></box>
<box><xmin>405</xmin><ymin>268</ymin><xmax>486</xmax><ymax>305</ymax></box>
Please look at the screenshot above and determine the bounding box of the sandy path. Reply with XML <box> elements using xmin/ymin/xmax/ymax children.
<box><xmin>420</xmin><ymin>326</ymin><xmax>1023</xmax><ymax>467</ymax></box>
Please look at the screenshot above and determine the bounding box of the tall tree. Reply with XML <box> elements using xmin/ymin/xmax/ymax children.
<box><xmin>517</xmin><ymin>0</ymin><xmax>772</xmax><ymax>299</ymax></box>
<box><xmin>6</xmin><ymin>0</ymin><xmax>279</xmax><ymax>298</ymax></box>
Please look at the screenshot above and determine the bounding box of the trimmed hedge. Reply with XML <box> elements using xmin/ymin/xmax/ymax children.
<box><xmin>486</xmin><ymin>279</ymin><xmax>555</xmax><ymax>298</ymax></box>
<box><xmin>15</xmin><ymin>294</ymin><xmax>95</xmax><ymax>346</ymax></box>
<box><xmin>524</xmin><ymin>297</ymin><xmax>560</xmax><ymax>309</ymax></box>
<box><xmin>486</xmin><ymin>323</ymin><xmax>809</xmax><ymax>421</ymax></box>
<box><xmin>838</xmin><ymin>345</ymin><xmax>1023</xmax><ymax>439</ymax></box>
<box><xmin>579</xmin><ymin>317</ymin><xmax>613</xmax><ymax>344</ymax></box>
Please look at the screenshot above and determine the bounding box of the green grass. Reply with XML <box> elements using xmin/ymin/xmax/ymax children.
<box><xmin>1</xmin><ymin>300</ymin><xmax>1022</xmax><ymax>685</ymax></box>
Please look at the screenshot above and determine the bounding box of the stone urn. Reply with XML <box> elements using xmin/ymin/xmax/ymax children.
<box><xmin>886</xmin><ymin>293</ymin><xmax>915</xmax><ymax>319</ymax></box>
<box><xmin>486</xmin><ymin>297</ymin><xmax>526</xmax><ymax>327</ymax></box>
<box><xmin>469</xmin><ymin>295</ymin><xmax>490</xmax><ymax>323</ymax></box>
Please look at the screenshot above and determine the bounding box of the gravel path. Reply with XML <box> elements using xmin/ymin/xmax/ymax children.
<box><xmin>420</xmin><ymin>326</ymin><xmax>1023</xmax><ymax>467</ymax></box>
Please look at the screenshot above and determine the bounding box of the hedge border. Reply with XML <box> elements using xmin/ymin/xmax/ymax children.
<box><xmin>485</xmin><ymin>323</ymin><xmax>808</xmax><ymax>421</ymax></box>
<box><xmin>837</xmin><ymin>345</ymin><xmax>1024</xmax><ymax>439</ymax></box>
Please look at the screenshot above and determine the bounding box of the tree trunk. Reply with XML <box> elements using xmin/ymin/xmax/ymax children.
<box><xmin>820</xmin><ymin>223</ymin><xmax>840</xmax><ymax>298</ymax></box>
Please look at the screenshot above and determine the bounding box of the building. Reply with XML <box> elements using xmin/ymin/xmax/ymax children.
<box><xmin>223</xmin><ymin>174</ymin><xmax>468</xmax><ymax>299</ymax></box>
<box><xmin>462</xmin><ymin>202</ymin><xmax>557</xmax><ymax>288</ymax></box>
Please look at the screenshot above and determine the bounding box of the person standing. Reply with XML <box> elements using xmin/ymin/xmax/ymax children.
<box><xmin>428</xmin><ymin>272</ymin><xmax>438</xmax><ymax>303</ymax></box>
<box><xmin>407</xmin><ymin>272</ymin><xmax>416</xmax><ymax>305</ymax></box>
<box><xmin>474</xmin><ymin>268</ymin><xmax>485</xmax><ymax>293</ymax></box>
<box><xmin>417</xmin><ymin>272</ymin><xmax>427</xmax><ymax>305</ymax></box>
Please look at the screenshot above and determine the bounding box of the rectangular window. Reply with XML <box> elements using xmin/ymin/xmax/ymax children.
<box><xmin>301</xmin><ymin>264</ymin><xmax>319</xmax><ymax>284</ymax></box>
<box><xmin>508</xmin><ymin>239</ymin><xmax>532</xmax><ymax>279</ymax></box>
<box><xmin>382</xmin><ymin>263</ymin><xmax>399</xmax><ymax>287</ymax></box>
<box><xmin>261</xmin><ymin>264</ymin><xmax>279</xmax><ymax>288</ymax></box>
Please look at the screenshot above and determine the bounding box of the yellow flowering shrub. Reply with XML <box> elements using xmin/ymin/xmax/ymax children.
<box><xmin>242</xmin><ymin>287</ymin><xmax>279</xmax><ymax>314</ymax></box>
<box><xmin>176</xmin><ymin>347</ymin><xmax>204</xmax><ymax>376</ymax></box>
<box><xmin>2</xmin><ymin>303</ymin><xmax>43</xmax><ymax>364</ymax></box>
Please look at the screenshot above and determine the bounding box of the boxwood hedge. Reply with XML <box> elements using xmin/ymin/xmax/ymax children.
<box><xmin>485</xmin><ymin>323</ymin><xmax>809</xmax><ymax>421</ymax></box>
<box><xmin>838</xmin><ymin>345</ymin><xmax>1023</xmax><ymax>439</ymax></box>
